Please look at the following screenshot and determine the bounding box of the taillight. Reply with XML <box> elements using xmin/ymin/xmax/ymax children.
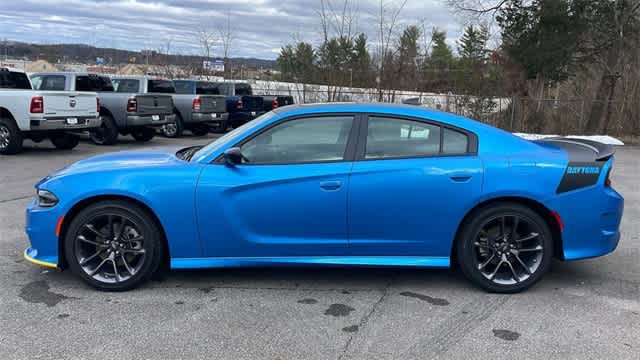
<box><xmin>192</xmin><ymin>97</ymin><xmax>201</xmax><ymax>111</ymax></box>
<box><xmin>236</xmin><ymin>99</ymin><xmax>243</xmax><ymax>109</ymax></box>
<box><xmin>605</xmin><ymin>167</ymin><xmax>612</xmax><ymax>187</ymax></box>
<box><xmin>126</xmin><ymin>98</ymin><xmax>137</xmax><ymax>112</ymax></box>
<box><xmin>271</xmin><ymin>99</ymin><xmax>279</xmax><ymax>109</ymax></box>
<box><xmin>30</xmin><ymin>96</ymin><xmax>44</xmax><ymax>113</ymax></box>
<box><xmin>96</xmin><ymin>97</ymin><xmax>100</xmax><ymax>113</ymax></box>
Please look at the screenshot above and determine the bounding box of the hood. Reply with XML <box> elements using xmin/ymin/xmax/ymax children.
<box><xmin>45</xmin><ymin>147</ymin><xmax>184</xmax><ymax>180</ymax></box>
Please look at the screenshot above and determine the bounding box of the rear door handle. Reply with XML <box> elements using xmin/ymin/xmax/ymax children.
<box><xmin>449</xmin><ymin>174</ymin><xmax>472</xmax><ymax>183</ymax></box>
<box><xmin>320</xmin><ymin>181</ymin><xmax>342</xmax><ymax>191</ymax></box>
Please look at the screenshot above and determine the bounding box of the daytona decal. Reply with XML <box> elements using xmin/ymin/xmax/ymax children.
<box><xmin>556</xmin><ymin>162</ymin><xmax>604</xmax><ymax>193</ymax></box>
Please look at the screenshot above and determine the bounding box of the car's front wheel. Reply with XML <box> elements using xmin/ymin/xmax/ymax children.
<box><xmin>456</xmin><ymin>202</ymin><xmax>553</xmax><ymax>293</ymax></box>
<box><xmin>63</xmin><ymin>200</ymin><xmax>164</xmax><ymax>291</ymax></box>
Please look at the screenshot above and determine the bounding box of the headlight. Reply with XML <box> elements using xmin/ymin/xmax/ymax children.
<box><xmin>37</xmin><ymin>189</ymin><xmax>58</xmax><ymax>207</ymax></box>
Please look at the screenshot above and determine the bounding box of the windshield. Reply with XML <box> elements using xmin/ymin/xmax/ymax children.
<box><xmin>191</xmin><ymin>112</ymin><xmax>276</xmax><ymax>162</ymax></box>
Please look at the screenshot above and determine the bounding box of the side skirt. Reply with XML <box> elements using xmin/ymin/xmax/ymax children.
<box><xmin>170</xmin><ymin>256</ymin><xmax>450</xmax><ymax>270</ymax></box>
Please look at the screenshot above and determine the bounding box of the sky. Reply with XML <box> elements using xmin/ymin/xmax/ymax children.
<box><xmin>0</xmin><ymin>0</ymin><xmax>469</xmax><ymax>60</ymax></box>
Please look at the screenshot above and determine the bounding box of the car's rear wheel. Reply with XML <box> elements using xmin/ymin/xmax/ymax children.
<box><xmin>90</xmin><ymin>115</ymin><xmax>119</xmax><ymax>145</ymax></box>
<box><xmin>131</xmin><ymin>127</ymin><xmax>155</xmax><ymax>142</ymax></box>
<box><xmin>0</xmin><ymin>117</ymin><xmax>23</xmax><ymax>155</ymax></box>
<box><xmin>50</xmin><ymin>133</ymin><xmax>80</xmax><ymax>150</ymax></box>
<box><xmin>161</xmin><ymin>113</ymin><xmax>183</xmax><ymax>138</ymax></box>
<box><xmin>63</xmin><ymin>201</ymin><xmax>163</xmax><ymax>291</ymax></box>
<box><xmin>456</xmin><ymin>202</ymin><xmax>553</xmax><ymax>293</ymax></box>
<box><xmin>191</xmin><ymin>124</ymin><xmax>209</xmax><ymax>136</ymax></box>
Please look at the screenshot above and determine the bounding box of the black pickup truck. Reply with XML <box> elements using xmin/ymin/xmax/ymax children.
<box><xmin>261</xmin><ymin>95</ymin><xmax>295</xmax><ymax>112</ymax></box>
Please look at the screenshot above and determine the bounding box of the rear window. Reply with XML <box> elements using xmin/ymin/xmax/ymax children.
<box><xmin>112</xmin><ymin>78</ymin><xmax>141</xmax><ymax>93</ymax></box>
<box><xmin>148</xmin><ymin>80</ymin><xmax>175</xmax><ymax>93</ymax></box>
<box><xmin>196</xmin><ymin>81</ymin><xmax>220</xmax><ymax>95</ymax></box>
<box><xmin>212</xmin><ymin>83</ymin><xmax>232</xmax><ymax>95</ymax></box>
<box><xmin>0</xmin><ymin>70</ymin><xmax>32</xmax><ymax>89</ymax></box>
<box><xmin>31</xmin><ymin>75</ymin><xmax>66</xmax><ymax>91</ymax></box>
<box><xmin>76</xmin><ymin>75</ymin><xmax>114</xmax><ymax>92</ymax></box>
<box><xmin>235</xmin><ymin>83</ymin><xmax>252</xmax><ymax>96</ymax></box>
<box><xmin>173</xmin><ymin>80</ymin><xmax>194</xmax><ymax>94</ymax></box>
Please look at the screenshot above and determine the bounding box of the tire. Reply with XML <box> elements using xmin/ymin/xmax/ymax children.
<box><xmin>161</xmin><ymin>113</ymin><xmax>183</xmax><ymax>138</ymax></box>
<box><xmin>0</xmin><ymin>117</ymin><xmax>24</xmax><ymax>155</ymax></box>
<box><xmin>90</xmin><ymin>115</ymin><xmax>119</xmax><ymax>145</ymax></box>
<box><xmin>190</xmin><ymin>124</ymin><xmax>209</xmax><ymax>136</ymax></box>
<box><xmin>63</xmin><ymin>200</ymin><xmax>164</xmax><ymax>291</ymax></box>
<box><xmin>50</xmin><ymin>133</ymin><xmax>80</xmax><ymax>150</ymax></box>
<box><xmin>456</xmin><ymin>202</ymin><xmax>553</xmax><ymax>293</ymax></box>
<box><xmin>131</xmin><ymin>127</ymin><xmax>155</xmax><ymax>142</ymax></box>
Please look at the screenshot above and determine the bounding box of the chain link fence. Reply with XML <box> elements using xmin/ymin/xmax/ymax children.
<box><xmin>252</xmin><ymin>83</ymin><xmax>639</xmax><ymax>137</ymax></box>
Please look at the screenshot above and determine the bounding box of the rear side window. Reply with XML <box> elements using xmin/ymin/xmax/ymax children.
<box><xmin>31</xmin><ymin>75</ymin><xmax>66</xmax><ymax>91</ymax></box>
<box><xmin>235</xmin><ymin>83</ymin><xmax>252</xmax><ymax>96</ymax></box>
<box><xmin>0</xmin><ymin>71</ymin><xmax>32</xmax><ymax>89</ymax></box>
<box><xmin>173</xmin><ymin>81</ymin><xmax>194</xmax><ymax>94</ymax></box>
<box><xmin>76</xmin><ymin>75</ymin><xmax>114</xmax><ymax>92</ymax></box>
<box><xmin>112</xmin><ymin>79</ymin><xmax>141</xmax><ymax>93</ymax></box>
<box><xmin>148</xmin><ymin>80</ymin><xmax>175</xmax><ymax>93</ymax></box>
<box><xmin>365</xmin><ymin>116</ymin><xmax>472</xmax><ymax>159</ymax></box>
<box><xmin>365</xmin><ymin>117</ymin><xmax>441</xmax><ymax>159</ymax></box>
<box><xmin>196</xmin><ymin>81</ymin><xmax>220</xmax><ymax>95</ymax></box>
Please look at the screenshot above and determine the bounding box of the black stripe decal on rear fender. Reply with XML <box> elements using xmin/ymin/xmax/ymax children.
<box><xmin>556</xmin><ymin>162</ymin><xmax>604</xmax><ymax>193</ymax></box>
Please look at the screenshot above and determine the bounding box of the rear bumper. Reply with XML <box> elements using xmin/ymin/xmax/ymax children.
<box><xmin>188</xmin><ymin>112</ymin><xmax>229</xmax><ymax>124</ymax></box>
<box><xmin>29</xmin><ymin>116</ymin><xmax>101</xmax><ymax>131</ymax></box>
<box><xmin>126</xmin><ymin>114</ymin><xmax>174</xmax><ymax>127</ymax></box>
<box><xmin>548</xmin><ymin>186</ymin><xmax>624</xmax><ymax>261</ymax></box>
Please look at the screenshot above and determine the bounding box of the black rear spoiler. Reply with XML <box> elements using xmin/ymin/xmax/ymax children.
<box><xmin>535</xmin><ymin>137</ymin><xmax>616</xmax><ymax>162</ymax></box>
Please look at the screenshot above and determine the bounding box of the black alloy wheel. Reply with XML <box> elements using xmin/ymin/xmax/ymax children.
<box><xmin>457</xmin><ymin>203</ymin><xmax>553</xmax><ymax>293</ymax></box>
<box><xmin>64</xmin><ymin>201</ymin><xmax>163</xmax><ymax>291</ymax></box>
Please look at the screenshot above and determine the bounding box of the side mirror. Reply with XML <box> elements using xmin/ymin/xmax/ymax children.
<box><xmin>223</xmin><ymin>147</ymin><xmax>244</xmax><ymax>165</ymax></box>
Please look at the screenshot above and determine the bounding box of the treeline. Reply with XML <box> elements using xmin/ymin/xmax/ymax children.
<box><xmin>277</xmin><ymin>0</ymin><xmax>640</xmax><ymax>136</ymax></box>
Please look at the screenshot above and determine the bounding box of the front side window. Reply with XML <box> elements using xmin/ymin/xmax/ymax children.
<box><xmin>365</xmin><ymin>116</ymin><xmax>441</xmax><ymax>159</ymax></box>
<box><xmin>112</xmin><ymin>79</ymin><xmax>140</xmax><ymax>93</ymax></box>
<box><xmin>173</xmin><ymin>80</ymin><xmax>194</xmax><ymax>94</ymax></box>
<box><xmin>241</xmin><ymin>116</ymin><xmax>354</xmax><ymax>164</ymax></box>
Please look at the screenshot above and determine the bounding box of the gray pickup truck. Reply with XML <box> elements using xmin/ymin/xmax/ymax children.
<box><xmin>30</xmin><ymin>72</ymin><xmax>175</xmax><ymax>145</ymax></box>
<box><xmin>169</xmin><ymin>80</ymin><xmax>228</xmax><ymax>137</ymax></box>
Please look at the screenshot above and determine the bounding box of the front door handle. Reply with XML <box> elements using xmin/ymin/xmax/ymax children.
<box><xmin>320</xmin><ymin>181</ymin><xmax>342</xmax><ymax>191</ymax></box>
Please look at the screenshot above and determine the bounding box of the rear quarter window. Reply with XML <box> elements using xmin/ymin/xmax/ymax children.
<box><xmin>148</xmin><ymin>80</ymin><xmax>175</xmax><ymax>93</ymax></box>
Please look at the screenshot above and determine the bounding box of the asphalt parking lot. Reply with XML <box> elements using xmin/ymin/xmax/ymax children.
<box><xmin>1</xmin><ymin>136</ymin><xmax>638</xmax><ymax>359</ymax></box>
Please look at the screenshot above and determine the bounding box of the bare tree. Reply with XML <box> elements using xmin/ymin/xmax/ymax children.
<box><xmin>218</xmin><ymin>11</ymin><xmax>235</xmax><ymax>60</ymax></box>
<box><xmin>375</xmin><ymin>0</ymin><xmax>408</xmax><ymax>101</ymax></box>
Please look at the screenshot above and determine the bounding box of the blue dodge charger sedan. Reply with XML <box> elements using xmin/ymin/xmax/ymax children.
<box><xmin>24</xmin><ymin>103</ymin><xmax>624</xmax><ymax>292</ymax></box>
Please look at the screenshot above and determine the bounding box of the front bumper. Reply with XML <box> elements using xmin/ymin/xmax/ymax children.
<box><xmin>126</xmin><ymin>114</ymin><xmax>174</xmax><ymax>127</ymax></box>
<box><xmin>189</xmin><ymin>112</ymin><xmax>229</xmax><ymax>124</ymax></box>
<box><xmin>29</xmin><ymin>116</ymin><xmax>101</xmax><ymax>131</ymax></box>
<box><xmin>24</xmin><ymin>199</ymin><xmax>61</xmax><ymax>268</ymax></box>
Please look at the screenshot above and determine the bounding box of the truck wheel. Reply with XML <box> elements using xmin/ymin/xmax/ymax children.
<box><xmin>90</xmin><ymin>115</ymin><xmax>119</xmax><ymax>145</ymax></box>
<box><xmin>161</xmin><ymin>113</ymin><xmax>183</xmax><ymax>138</ymax></box>
<box><xmin>191</xmin><ymin>124</ymin><xmax>209</xmax><ymax>136</ymax></box>
<box><xmin>0</xmin><ymin>117</ymin><xmax>23</xmax><ymax>155</ymax></box>
<box><xmin>50</xmin><ymin>133</ymin><xmax>80</xmax><ymax>150</ymax></box>
<box><xmin>131</xmin><ymin>127</ymin><xmax>155</xmax><ymax>142</ymax></box>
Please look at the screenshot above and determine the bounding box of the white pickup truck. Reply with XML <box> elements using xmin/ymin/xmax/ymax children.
<box><xmin>0</xmin><ymin>67</ymin><xmax>100</xmax><ymax>155</ymax></box>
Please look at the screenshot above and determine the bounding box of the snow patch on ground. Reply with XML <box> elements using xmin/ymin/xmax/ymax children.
<box><xmin>514</xmin><ymin>133</ymin><xmax>624</xmax><ymax>146</ymax></box>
